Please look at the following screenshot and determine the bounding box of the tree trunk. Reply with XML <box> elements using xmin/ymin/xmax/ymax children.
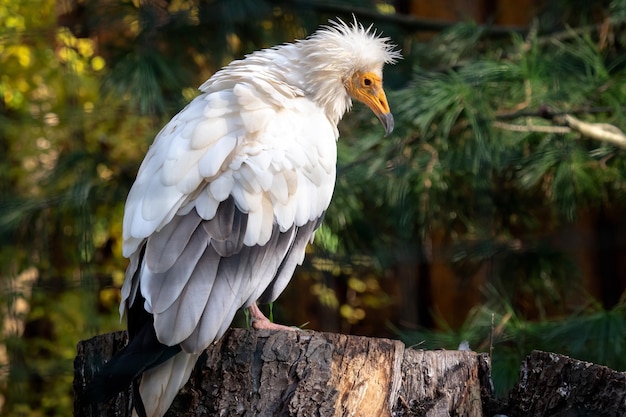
<box><xmin>508</xmin><ymin>350</ymin><xmax>626</xmax><ymax>417</ymax></box>
<box><xmin>74</xmin><ymin>329</ymin><xmax>493</xmax><ymax>417</ymax></box>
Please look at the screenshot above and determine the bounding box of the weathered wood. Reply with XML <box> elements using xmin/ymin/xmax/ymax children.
<box><xmin>395</xmin><ymin>348</ymin><xmax>491</xmax><ymax>417</ymax></box>
<box><xmin>74</xmin><ymin>329</ymin><xmax>493</xmax><ymax>417</ymax></box>
<box><xmin>508</xmin><ymin>350</ymin><xmax>626</xmax><ymax>417</ymax></box>
<box><xmin>74</xmin><ymin>331</ymin><xmax>132</xmax><ymax>417</ymax></box>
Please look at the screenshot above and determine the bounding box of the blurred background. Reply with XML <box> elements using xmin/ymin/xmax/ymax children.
<box><xmin>2</xmin><ymin>0</ymin><xmax>626</xmax><ymax>414</ymax></box>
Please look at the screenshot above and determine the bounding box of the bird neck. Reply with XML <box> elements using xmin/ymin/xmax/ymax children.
<box><xmin>201</xmin><ymin>43</ymin><xmax>353</xmax><ymax>128</ymax></box>
<box><xmin>289</xmin><ymin>43</ymin><xmax>353</xmax><ymax>126</ymax></box>
<box><xmin>254</xmin><ymin>42</ymin><xmax>352</xmax><ymax>126</ymax></box>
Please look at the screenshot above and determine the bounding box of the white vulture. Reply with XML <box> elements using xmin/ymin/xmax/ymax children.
<box><xmin>88</xmin><ymin>17</ymin><xmax>400</xmax><ymax>417</ymax></box>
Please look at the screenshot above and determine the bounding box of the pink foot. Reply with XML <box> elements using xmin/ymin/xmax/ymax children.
<box><xmin>247</xmin><ymin>303</ymin><xmax>298</xmax><ymax>331</ymax></box>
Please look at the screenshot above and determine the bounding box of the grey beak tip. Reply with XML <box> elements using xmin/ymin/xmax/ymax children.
<box><xmin>381</xmin><ymin>112</ymin><xmax>394</xmax><ymax>136</ymax></box>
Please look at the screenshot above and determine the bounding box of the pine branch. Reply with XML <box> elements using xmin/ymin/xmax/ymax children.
<box><xmin>537</xmin><ymin>15</ymin><xmax>626</xmax><ymax>46</ymax></box>
<box><xmin>495</xmin><ymin>106</ymin><xmax>625</xmax><ymax>121</ymax></box>
<box><xmin>561</xmin><ymin>114</ymin><xmax>626</xmax><ymax>149</ymax></box>
<box><xmin>493</xmin><ymin>121</ymin><xmax>571</xmax><ymax>134</ymax></box>
<box><xmin>493</xmin><ymin>107</ymin><xmax>626</xmax><ymax>149</ymax></box>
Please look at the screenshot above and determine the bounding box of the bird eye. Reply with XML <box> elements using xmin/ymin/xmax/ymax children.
<box><xmin>363</xmin><ymin>78</ymin><xmax>372</xmax><ymax>87</ymax></box>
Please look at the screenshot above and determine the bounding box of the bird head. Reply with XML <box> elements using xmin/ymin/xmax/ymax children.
<box><xmin>345</xmin><ymin>70</ymin><xmax>394</xmax><ymax>136</ymax></box>
<box><xmin>300</xmin><ymin>18</ymin><xmax>401</xmax><ymax>135</ymax></box>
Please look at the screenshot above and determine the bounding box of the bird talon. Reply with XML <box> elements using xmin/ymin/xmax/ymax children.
<box><xmin>251</xmin><ymin>319</ymin><xmax>298</xmax><ymax>332</ymax></box>
<box><xmin>247</xmin><ymin>303</ymin><xmax>297</xmax><ymax>331</ymax></box>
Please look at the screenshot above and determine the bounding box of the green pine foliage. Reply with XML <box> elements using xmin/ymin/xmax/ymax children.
<box><xmin>332</xmin><ymin>3</ymin><xmax>626</xmax><ymax>287</ymax></box>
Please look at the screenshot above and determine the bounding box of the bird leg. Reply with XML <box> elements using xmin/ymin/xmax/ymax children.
<box><xmin>247</xmin><ymin>303</ymin><xmax>297</xmax><ymax>331</ymax></box>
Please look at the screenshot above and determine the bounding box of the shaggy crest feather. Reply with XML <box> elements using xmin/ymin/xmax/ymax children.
<box><xmin>299</xmin><ymin>17</ymin><xmax>401</xmax><ymax>122</ymax></box>
<box><xmin>309</xmin><ymin>17</ymin><xmax>401</xmax><ymax>68</ymax></box>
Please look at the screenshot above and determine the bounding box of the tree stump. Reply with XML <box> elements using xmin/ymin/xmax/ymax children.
<box><xmin>74</xmin><ymin>329</ymin><xmax>493</xmax><ymax>417</ymax></box>
<box><xmin>508</xmin><ymin>350</ymin><xmax>626</xmax><ymax>417</ymax></box>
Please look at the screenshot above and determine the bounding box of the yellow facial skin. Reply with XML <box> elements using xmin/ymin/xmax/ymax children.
<box><xmin>346</xmin><ymin>71</ymin><xmax>394</xmax><ymax>135</ymax></box>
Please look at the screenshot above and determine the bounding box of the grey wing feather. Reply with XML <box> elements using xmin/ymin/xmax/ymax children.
<box><xmin>182</xmin><ymin>220</ymin><xmax>294</xmax><ymax>351</ymax></box>
<box><xmin>145</xmin><ymin>213</ymin><xmax>203</xmax><ymax>273</ymax></box>
<box><xmin>143</xmin><ymin>216</ymin><xmax>209</xmax><ymax>315</ymax></box>
<box><xmin>204</xmin><ymin>200</ymin><xmax>247</xmax><ymax>256</ymax></box>
<box><xmin>203</xmin><ymin>196</ymin><xmax>235</xmax><ymax>240</ymax></box>
<box><xmin>131</xmin><ymin>195</ymin><xmax>321</xmax><ymax>354</ymax></box>
<box><xmin>121</xmin><ymin>250</ymin><xmax>142</xmax><ymax>319</ymax></box>
<box><xmin>154</xmin><ymin>247</ymin><xmax>221</xmax><ymax>345</ymax></box>
<box><xmin>257</xmin><ymin>215</ymin><xmax>323</xmax><ymax>304</ymax></box>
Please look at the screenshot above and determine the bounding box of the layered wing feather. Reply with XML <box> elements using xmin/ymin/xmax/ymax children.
<box><xmin>121</xmin><ymin>77</ymin><xmax>338</xmax><ymax>354</ymax></box>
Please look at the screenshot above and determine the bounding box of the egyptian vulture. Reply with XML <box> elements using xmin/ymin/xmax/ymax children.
<box><xmin>89</xmin><ymin>17</ymin><xmax>400</xmax><ymax>417</ymax></box>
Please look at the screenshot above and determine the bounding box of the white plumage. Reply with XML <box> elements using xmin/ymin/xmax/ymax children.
<box><xmin>97</xmin><ymin>17</ymin><xmax>399</xmax><ymax>417</ymax></box>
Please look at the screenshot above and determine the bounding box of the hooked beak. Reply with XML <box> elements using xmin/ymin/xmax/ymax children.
<box><xmin>377</xmin><ymin>112</ymin><xmax>395</xmax><ymax>136</ymax></box>
<box><xmin>347</xmin><ymin>71</ymin><xmax>395</xmax><ymax>136</ymax></box>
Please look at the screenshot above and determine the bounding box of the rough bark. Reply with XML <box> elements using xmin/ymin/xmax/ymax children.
<box><xmin>508</xmin><ymin>350</ymin><xmax>626</xmax><ymax>417</ymax></box>
<box><xmin>74</xmin><ymin>331</ymin><xmax>133</xmax><ymax>417</ymax></box>
<box><xmin>74</xmin><ymin>329</ymin><xmax>492</xmax><ymax>417</ymax></box>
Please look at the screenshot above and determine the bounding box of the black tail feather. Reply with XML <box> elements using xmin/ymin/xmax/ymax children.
<box><xmin>85</xmin><ymin>322</ymin><xmax>181</xmax><ymax>404</ymax></box>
